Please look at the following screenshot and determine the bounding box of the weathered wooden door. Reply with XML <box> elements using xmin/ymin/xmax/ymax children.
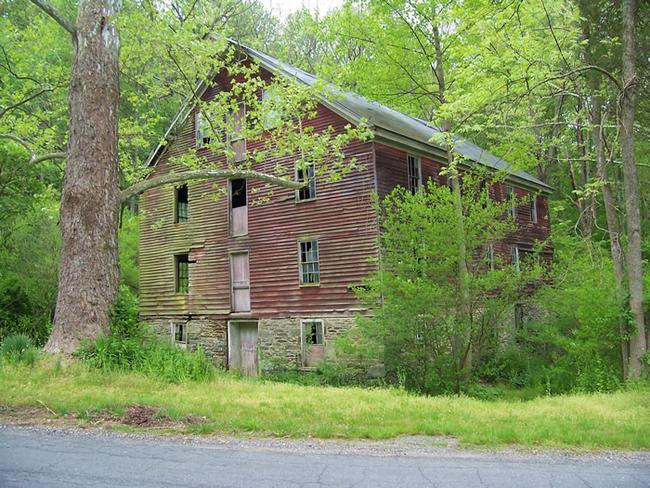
<box><xmin>228</xmin><ymin>321</ymin><xmax>258</xmax><ymax>376</ymax></box>
<box><xmin>231</xmin><ymin>252</ymin><xmax>250</xmax><ymax>312</ymax></box>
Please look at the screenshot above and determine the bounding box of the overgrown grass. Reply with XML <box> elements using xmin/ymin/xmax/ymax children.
<box><xmin>1</xmin><ymin>359</ymin><xmax>649</xmax><ymax>449</ymax></box>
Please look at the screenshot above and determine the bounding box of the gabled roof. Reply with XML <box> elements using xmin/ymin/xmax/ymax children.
<box><xmin>146</xmin><ymin>41</ymin><xmax>553</xmax><ymax>194</ymax></box>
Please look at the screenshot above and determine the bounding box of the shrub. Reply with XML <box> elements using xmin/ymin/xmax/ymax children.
<box><xmin>1</xmin><ymin>334</ymin><xmax>39</xmax><ymax>366</ymax></box>
<box><xmin>75</xmin><ymin>334</ymin><xmax>215</xmax><ymax>383</ymax></box>
<box><xmin>109</xmin><ymin>284</ymin><xmax>144</xmax><ymax>338</ymax></box>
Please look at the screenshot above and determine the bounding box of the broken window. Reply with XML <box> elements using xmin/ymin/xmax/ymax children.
<box><xmin>407</xmin><ymin>154</ymin><xmax>422</xmax><ymax>194</ymax></box>
<box><xmin>175</xmin><ymin>254</ymin><xmax>189</xmax><ymax>293</ymax></box>
<box><xmin>230</xmin><ymin>179</ymin><xmax>248</xmax><ymax>236</ymax></box>
<box><xmin>195</xmin><ymin>111</ymin><xmax>212</xmax><ymax>148</ymax></box>
<box><xmin>507</xmin><ymin>186</ymin><xmax>516</xmax><ymax>219</ymax></box>
<box><xmin>175</xmin><ymin>184</ymin><xmax>188</xmax><ymax>223</ymax></box>
<box><xmin>296</xmin><ymin>163</ymin><xmax>316</xmax><ymax>201</ymax></box>
<box><xmin>530</xmin><ymin>195</ymin><xmax>538</xmax><ymax>223</ymax></box>
<box><xmin>302</xmin><ymin>320</ymin><xmax>325</xmax><ymax>367</ymax></box>
<box><xmin>299</xmin><ymin>240</ymin><xmax>320</xmax><ymax>285</ymax></box>
<box><xmin>173</xmin><ymin>322</ymin><xmax>187</xmax><ymax>344</ymax></box>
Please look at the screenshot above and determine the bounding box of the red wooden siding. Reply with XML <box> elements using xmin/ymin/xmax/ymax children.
<box><xmin>139</xmin><ymin>69</ymin><xmax>378</xmax><ymax>319</ymax></box>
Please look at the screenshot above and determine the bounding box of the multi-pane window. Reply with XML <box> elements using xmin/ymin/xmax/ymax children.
<box><xmin>175</xmin><ymin>254</ymin><xmax>189</xmax><ymax>293</ymax></box>
<box><xmin>507</xmin><ymin>186</ymin><xmax>516</xmax><ymax>219</ymax></box>
<box><xmin>296</xmin><ymin>163</ymin><xmax>316</xmax><ymax>201</ymax></box>
<box><xmin>299</xmin><ymin>240</ymin><xmax>320</xmax><ymax>285</ymax></box>
<box><xmin>530</xmin><ymin>195</ymin><xmax>538</xmax><ymax>223</ymax></box>
<box><xmin>175</xmin><ymin>184</ymin><xmax>188</xmax><ymax>223</ymax></box>
<box><xmin>511</xmin><ymin>245</ymin><xmax>520</xmax><ymax>273</ymax></box>
<box><xmin>407</xmin><ymin>154</ymin><xmax>422</xmax><ymax>194</ymax></box>
<box><xmin>195</xmin><ymin>111</ymin><xmax>212</xmax><ymax>148</ymax></box>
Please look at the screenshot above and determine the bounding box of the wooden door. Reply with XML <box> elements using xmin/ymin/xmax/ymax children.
<box><xmin>239</xmin><ymin>322</ymin><xmax>258</xmax><ymax>376</ymax></box>
<box><xmin>231</xmin><ymin>253</ymin><xmax>250</xmax><ymax>312</ymax></box>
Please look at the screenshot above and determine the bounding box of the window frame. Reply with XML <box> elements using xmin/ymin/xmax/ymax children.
<box><xmin>298</xmin><ymin>239</ymin><xmax>321</xmax><ymax>286</ymax></box>
<box><xmin>171</xmin><ymin>321</ymin><xmax>188</xmax><ymax>348</ymax></box>
<box><xmin>295</xmin><ymin>162</ymin><xmax>317</xmax><ymax>202</ymax></box>
<box><xmin>175</xmin><ymin>253</ymin><xmax>190</xmax><ymax>294</ymax></box>
<box><xmin>300</xmin><ymin>319</ymin><xmax>325</xmax><ymax>347</ymax></box>
<box><xmin>507</xmin><ymin>186</ymin><xmax>516</xmax><ymax>219</ymax></box>
<box><xmin>530</xmin><ymin>195</ymin><xmax>538</xmax><ymax>224</ymax></box>
<box><xmin>174</xmin><ymin>184</ymin><xmax>188</xmax><ymax>224</ymax></box>
<box><xmin>407</xmin><ymin>154</ymin><xmax>422</xmax><ymax>194</ymax></box>
<box><xmin>485</xmin><ymin>243</ymin><xmax>495</xmax><ymax>270</ymax></box>
<box><xmin>261</xmin><ymin>88</ymin><xmax>282</xmax><ymax>129</ymax></box>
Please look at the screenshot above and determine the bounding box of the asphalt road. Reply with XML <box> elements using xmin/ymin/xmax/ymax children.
<box><xmin>1</xmin><ymin>425</ymin><xmax>648</xmax><ymax>487</ymax></box>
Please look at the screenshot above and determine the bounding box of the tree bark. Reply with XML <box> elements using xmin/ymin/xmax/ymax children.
<box><xmin>619</xmin><ymin>0</ymin><xmax>646</xmax><ymax>377</ymax></box>
<box><xmin>46</xmin><ymin>0</ymin><xmax>122</xmax><ymax>353</ymax></box>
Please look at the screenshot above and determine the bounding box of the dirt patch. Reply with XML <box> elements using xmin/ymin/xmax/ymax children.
<box><xmin>121</xmin><ymin>405</ymin><xmax>173</xmax><ymax>427</ymax></box>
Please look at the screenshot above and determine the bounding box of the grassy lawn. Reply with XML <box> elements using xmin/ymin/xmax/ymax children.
<box><xmin>1</xmin><ymin>360</ymin><xmax>649</xmax><ymax>450</ymax></box>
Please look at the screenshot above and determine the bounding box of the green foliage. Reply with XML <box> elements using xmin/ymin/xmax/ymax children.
<box><xmin>355</xmin><ymin>174</ymin><xmax>537</xmax><ymax>394</ymax></box>
<box><xmin>118</xmin><ymin>211</ymin><xmax>140</xmax><ymax>292</ymax></box>
<box><xmin>1</xmin><ymin>334</ymin><xmax>39</xmax><ymax>367</ymax></box>
<box><xmin>109</xmin><ymin>285</ymin><xmax>143</xmax><ymax>338</ymax></box>
<box><xmin>75</xmin><ymin>335</ymin><xmax>215</xmax><ymax>383</ymax></box>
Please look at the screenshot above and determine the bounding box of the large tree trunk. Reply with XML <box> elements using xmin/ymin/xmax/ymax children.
<box><xmin>619</xmin><ymin>0</ymin><xmax>646</xmax><ymax>377</ymax></box>
<box><xmin>45</xmin><ymin>0</ymin><xmax>121</xmax><ymax>353</ymax></box>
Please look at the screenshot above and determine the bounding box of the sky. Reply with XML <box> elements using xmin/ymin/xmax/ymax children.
<box><xmin>262</xmin><ymin>0</ymin><xmax>344</xmax><ymax>19</ymax></box>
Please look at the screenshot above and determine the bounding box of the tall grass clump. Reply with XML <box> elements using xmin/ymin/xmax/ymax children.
<box><xmin>1</xmin><ymin>334</ymin><xmax>39</xmax><ymax>366</ymax></box>
<box><xmin>75</xmin><ymin>335</ymin><xmax>215</xmax><ymax>383</ymax></box>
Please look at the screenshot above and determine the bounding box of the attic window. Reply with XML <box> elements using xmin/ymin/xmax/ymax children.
<box><xmin>296</xmin><ymin>163</ymin><xmax>316</xmax><ymax>201</ymax></box>
<box><xmin>407</xmin><ymin>154</ymin><xmax>422</xmax><ymax>194</ymax></box>
<box><xmin>530</xmin><ymin>195</ymin><xmax>538</xmax><ymax>223</ymax></box>
<box><xmin>196</xmin><ymin>111</ymin><xmax>212</xmax><ymax>148</ymax></box>
<box><xmin>175</xmin><ymin>184</ymin><xmax>188</xmax><ymax>223</ymax></box>
<box><xmin>507</xmin><ymin>186</ymin><xmax>516</xmax><ymax>219</ymax></box>
<box><xmin>262</xmin><ymin>88</ymin><xmax>282</xmax><ymax>129</ymax></box>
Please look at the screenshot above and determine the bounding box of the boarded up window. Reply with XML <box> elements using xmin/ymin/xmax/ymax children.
<box><xmin>195</xmin><ymin>111</ymin><xmax>212</xmax><ymax>148</ymax></box>
<box><xmin>230</xmin><ymin>179</ymin><xmax>248</xmax><ymax>236</ymax></box>
<box><xmin>302</xmin><ymin>320</ymin><xmax>324</xmax><ymax>367</ymax></box>
<box><xmin>175</xmin><ymin>254</ymin><xmax>189</xmax><ymax>293</ymax></box>
<box><xmin>296</xmin><ymin>163</ymin><xmax>316</xmax><ymax>201</ymax></box>
<box><xmin>299</xmin><ymin>240</ymin><xmax>320</xmax><ymax>285</ymax></box>
<box><xmin>231</xmin><ymin>252</ymin><xmax>250</xmax><ymax>312</ymax></box>
<box><xmin>175</xmin><ymin>184</ymin><xmax>188</xmax><ymax>223</ymax></box>
<box><xmin>407</xmin><ymin>154</ymin><xmax>421</xmax><ymax>194</ymax></box>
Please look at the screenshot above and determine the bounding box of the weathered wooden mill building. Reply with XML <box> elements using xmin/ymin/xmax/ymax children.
<box><xmin>139</xmin><ymin>43</ymin><xmax>552</xmax><ymax>375</ymax></box>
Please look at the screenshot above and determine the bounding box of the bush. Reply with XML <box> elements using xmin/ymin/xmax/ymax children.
<box><xmin>109</xmin><ymin>284</ymin><xmax>143</xmax><ymax>338</ymax></box>
<box><xmin>1</xmin><ymin>334</ymin><xmax>39</xmax><ymax>366</ymax></box>
<box><xmin>75</xmin><ymin>334</ymin><xmax>215</xmax><ymax>383</ymax></box>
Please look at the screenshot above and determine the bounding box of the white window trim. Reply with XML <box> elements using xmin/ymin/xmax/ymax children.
<box><xmin>511</xmin><ymin>245</ymin><xmax>520</xmax><ymax>273</ymax></box>
<box><xmin>170</xmin><ymin>321</ymin><xmax>188</xmax><ymax>349</ymax></box>
<box><xmin>507</xmin><ymin>186</ymin><xmax>516</xmax><ymax>219</ymax></box>
<box><xmin>195</xmin><ymin>111</ymin><xmax>212</xmax><ymax>148</ymax></box>
<box><xmin>298</xmin><ymin>239</ymin><xmax>321</xmax><ymax>286</ymax></box>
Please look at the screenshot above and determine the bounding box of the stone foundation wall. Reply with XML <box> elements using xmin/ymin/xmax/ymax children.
<box><xmin>146</xmin><ymin>314</ymin><xmax>358</xmax><ymax>372</ymax></box>
<box><xmin>146</xmin><ymin>317</ymin><xmax>227</xmax><ymax>367</ymax></box>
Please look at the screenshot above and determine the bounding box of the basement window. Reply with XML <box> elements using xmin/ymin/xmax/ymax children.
<box><xmin>407</xmin><ymin>154</ymin><xmax>422</xmax><ymax>194</ymax></box>
<box><xmin>175</xmin><ymin>254</ymin><xmax>189</xmax><ymax>293</ymax></box>
<box><xmin>175</xmin><ymin>184</ymin><xmax>188</xmax><ymax>223</ymax></box>
<box><xmin>296</xmin><ymin>163</ymin><xmax>316</xmax><ymax>201</ymax></box>
<box><xmin>303</xmin><ymin>321</ymin><xmax>324</xmax><ymax>346</ymax></box>
<box><xmin>173</xmin><ymin>322</ymin><xmax>187</xmax><ymax>344</ymax></box>
<box><xmin>299</xmin><ymin>240</ymin><xmax>320</xmax><ymax>285</ymax></box>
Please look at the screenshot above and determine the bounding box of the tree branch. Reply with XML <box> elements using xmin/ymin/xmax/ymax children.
<box><xmin>29</xmin><ymin>0</ymin><xmax>76</xmax><ymax>36</ymax></box>
<box><xmin>0</xmin><ymin>133</ymin><xmax>66</xmax><ymax>163</ymax></box>
<box><xmin>120</xmin><ymin>168</ymin><xmax>305</xmax><ymax>203</ymax></box>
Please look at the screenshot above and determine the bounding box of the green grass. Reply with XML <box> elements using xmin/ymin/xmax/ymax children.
<box><xmin>1</xmin><ymin>360</ymin><xmax>649</xmax><ymax>449</ymax></box>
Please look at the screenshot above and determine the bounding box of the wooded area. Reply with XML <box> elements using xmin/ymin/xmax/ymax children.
<box><xmin>0</xmin><ymin>0</ymin><xmax>648</xmax><ymax>391</ymax></box>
